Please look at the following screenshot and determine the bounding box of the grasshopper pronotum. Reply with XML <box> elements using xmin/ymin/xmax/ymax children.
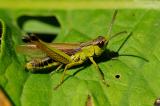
<box><xmin>17</xmin><ymin>10</ymin><xmax>147</xmax><ymax>89</ymax></box>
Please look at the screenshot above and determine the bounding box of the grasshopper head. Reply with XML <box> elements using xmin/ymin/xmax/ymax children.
<box><xmin>93</xmin><ymin>36</ymin><xmax>108</xmax><ymax>48</ymax></box>
<box><xmin>93</xmin><ymin>31</ymin><xmax>127</xmax><ymax>49</ymax></box>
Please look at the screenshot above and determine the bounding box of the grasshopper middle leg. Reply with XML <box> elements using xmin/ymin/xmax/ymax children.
<box><xmin>50</xmin><ymin>64</ymin><xmax>63</xmax><ymax>75</ymax></box>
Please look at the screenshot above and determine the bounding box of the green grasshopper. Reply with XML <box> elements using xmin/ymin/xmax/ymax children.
<box><xmin>17</xmin><ymin>10</ymin><xmax>146</xmax><ymax>89</ymax></box>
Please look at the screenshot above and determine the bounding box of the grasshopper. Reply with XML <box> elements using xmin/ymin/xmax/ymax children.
<box><xmin>17</xmin><ymin>10</ymin><xmax>147</xmax><ymax>89</ymax></box>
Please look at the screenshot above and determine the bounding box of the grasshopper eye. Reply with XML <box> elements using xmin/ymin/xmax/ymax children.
<box><xmin>97</xmin><ymin>40</ymin><xmax>105</xmax><ymax>47</ymax></box>
<box><xmin>96</xmin><ymin>36</ymin><xmax>107</xmax><ymax>47</ymax></box>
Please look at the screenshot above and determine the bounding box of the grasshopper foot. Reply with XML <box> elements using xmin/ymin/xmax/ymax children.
<box><xmin>102</xmin><ymin>80</ymin><xmax>110</xmax><ymax>87</ymax></box>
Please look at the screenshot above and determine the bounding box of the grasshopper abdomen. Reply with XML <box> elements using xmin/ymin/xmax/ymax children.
<box><xmin>26</xmin><ymin>56</ymin><xmax>60</xmax><ymax>72</ymax></box>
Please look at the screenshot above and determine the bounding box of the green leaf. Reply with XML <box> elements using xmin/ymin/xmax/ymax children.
<box><xmin>0</xmin><ymin>5</ymin><xmax>160</xmax><ymax>106</ymax></box>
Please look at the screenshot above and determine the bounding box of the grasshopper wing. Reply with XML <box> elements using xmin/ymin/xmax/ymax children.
<box><xmin>16</xmin><ymin>42</ymin><xmax>81</xmax><ymax>58</ymax></box>
<box><xmin>48</xmin><ymin>43</ymin><xmax>81</xmax><ymax>56</ymax></box>
<box><xmin>16</xmin><ymin>44</ymin><xmax>47</xmax><ymax>58</ymax></box>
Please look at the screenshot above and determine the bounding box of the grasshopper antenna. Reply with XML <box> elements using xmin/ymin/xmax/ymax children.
<box><xmin>116</xmin><ymin>32</ymin><xmax>132</xmax><ymax>52</ymax></box>
<box><xmin>116</xmin><ymin>32</ymin><xmax>149</xmax><ymax>62</ymax></box>
<box><xmin>107</xmin><ymin>9</ymin><xmax>118</xmax><ymax>40</ymax></box>
<box><xmin>105</xmin><ymin>10</ymin><xmax>127</xmax><ymax>43</ymax></box>
<box><xmin>119</xmin><ymin>54</ymin><xmax>149</xmax><ymax>62</ymax></box>
<box><xmin>108</xmin><ymin>31</ymin><xmax>127</xmax><ymax>41</ymax></box>
<box><xmin>105</xmin><ymin>10</ymin><xmax>148</xmax><ymax>62</ymax></box>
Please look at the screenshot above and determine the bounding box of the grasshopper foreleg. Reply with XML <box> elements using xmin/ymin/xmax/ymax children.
<box><xmin>89</xmin><ymin>57</ymin><xmax>108</xmax><ymax>86</ymax></box>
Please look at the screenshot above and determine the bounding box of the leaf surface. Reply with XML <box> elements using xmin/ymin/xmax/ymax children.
<box><xmin>0</xmin><ymin>5</ymin><xmax>159</xmax><ymax>106</ymax></box>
